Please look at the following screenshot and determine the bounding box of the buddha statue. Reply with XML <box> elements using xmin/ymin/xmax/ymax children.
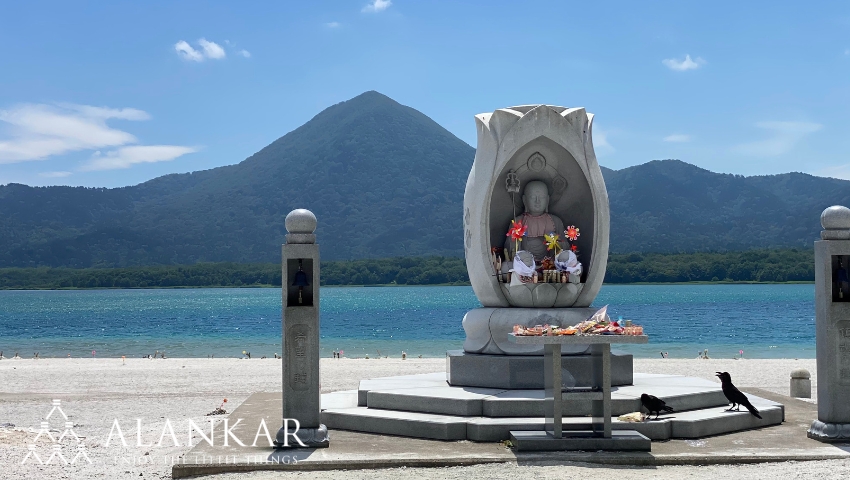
<box><xmin>504</xmin><ymin>180</ymin><xmax>568</xmax><ymax>262</ymax></box>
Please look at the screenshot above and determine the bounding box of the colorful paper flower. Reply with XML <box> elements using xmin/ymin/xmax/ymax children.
<box><xmin>507</xmin><ymin>220</ymin><xmax>527</xmax><ymax>254</ymax></box>
<box><xmin>565</xmin><ymin>225</ymin><xmax>580</xmax><ymax>242</ymax></box>
<box><xmin>570</xmin><ymin>244</ymin><xmax>579</xmax><ymax>253</ymax></box>
<box><xmin>544</xmin><ymin>232</ymin><xmax>561</xmax><ymax>253</ymax></box>
<box><xmin>507</xmin><ymin>220</ymin><xmax>527</xmax><ymax>240</ymax></box>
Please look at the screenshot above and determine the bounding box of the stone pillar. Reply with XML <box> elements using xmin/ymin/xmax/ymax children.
<box><xmin>276</xmin><ymin>209</ymin><xmax>329</xmax><ymax>448</ymax></box>
<box><xmin>790</xmin><ymin>369</ymin><xmax>811</xmax><ymax>399</ymax></box>
<box><xmin>809</xmin><ymin>205</ymin><xmax>850</xmax><ymax>442</ymax></box>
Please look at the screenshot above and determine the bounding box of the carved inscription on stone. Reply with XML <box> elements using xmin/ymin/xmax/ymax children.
<box><xmin>287</xmin><ymin>324</ymin><xmax>310</xmax><ymax>391</ymax></box>
<box><xmin>838</xmin><ymin>321</ymin><xmax>850</xmax><ymax>385</ymax></box>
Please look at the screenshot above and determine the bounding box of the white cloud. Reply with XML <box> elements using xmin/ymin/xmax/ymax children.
<box><xmin>362</xmin><ymin>0</ymin><xmax>392</xmax><ymax>13</ymax></box>
<box><xmin>238</xmin><ymin>49</ymin><xmax>251</xmax><ymax>58</ymax></box>
<box><xmin>0</xmin><ymin>103</ymin><xmax>196</xmax><ymax>170</ymax></box>
<box><xmin>663</xmin><ymin>134</ymin><xmax>692</xmax><ymax>143</ymax></box>
<box><xmin>0</xmin><ymin>104</ymin><xmax>140</xmax><ymax>163</ymax></box>
<box><xmin>325</xmin><ymin>21</ymin><xmax>341</xmax><ymax>28</ymax></box>
<box><xmin>662</xmin><ymin>54</ymin><xmax>706</xmax><ymax>71</ymax></box>
<box><xmin>80</xmin><ymin>145</ymin><xmax>198</xmax><ymax>171</ymax></box>
<box><xmin>592</xmin><ymin>125</ymin><xmax>615</xmax><ymax>155</ymax></box>
<box><xmin>198</xmin><ymin>38</ymin><xmax>226</xmax><ymax>59</ymax></box>
<box><xmin>63</xmin><ymin>104</ymin><xmax>150</xmax><ymax>121</ymax></box>
<box><xmin>733</xmin><ymin>121</ymin><xmax>822</xmax><ymax>157</ymax></box>
<box><xmin>175</xmin><ymin>40</ymin><xmax>204</xmax><ymax>62</ymax></box>
<box><xmin>39</xmin><ymin>171</ymin><xmax>72</xmax><ymax>178</ymax></box>
<box><xmin>174</xmin><ymin>39</ymin><xmax>227</xmax><ymax>62</ymax></box>
<box><xmin>816</xmin><ymin>164</ymin><xmax>850</xmax><ymax>180</ymax></box>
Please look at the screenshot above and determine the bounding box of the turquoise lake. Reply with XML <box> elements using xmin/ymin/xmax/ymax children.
<box><xmin>0</xmin><ymin>284</ymin><xmax>815</xmax><ymax>359</ymax></box>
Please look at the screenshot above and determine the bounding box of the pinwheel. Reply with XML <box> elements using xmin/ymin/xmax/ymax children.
<box><xmin>507</xmin><ymin>220</ymin><xmax>527</xmax><ymax>253</ymax></box>
<box><xmin>544</xmin><ymin>232</ymin><xmax>561</xmax><ymax>254</ymax></box>
<box><xmin>565</xmin><ymin>225</ymin><xmax>580</xmax><ymax>242</ymax></box>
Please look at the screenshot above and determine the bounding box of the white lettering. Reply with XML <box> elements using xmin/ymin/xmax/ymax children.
<box><xmin>223</xmin><ymin>418</ymin><xmax>245</xmax><ymax>447</ymax></box>
<box><xmin>136</xmin><ymin>419</ymin><xmax>152</xmax><ymax>447</ymax></box>
<box><xmin>156</xmin><ymin>419</ymin><xmax>181</xmax><ymax>447</ymax></box>
<box><xmin>280</xmin><ymin>418</ymin><xmax>307</xmax><ymax>447</ymax></box>
<box><xmin>187</xmin><ymin>418</ymin><xmax>215</xmax><ymax>447</ymax></box>
<box><xmin>104</xmin><ymin>419</ymin><xmax>129</xmax><ymax>447</ymax></box>
<box><xmin>251</xmin><ymin>418</ymin><xmax>274</xmax><ymax>447</ymax></box>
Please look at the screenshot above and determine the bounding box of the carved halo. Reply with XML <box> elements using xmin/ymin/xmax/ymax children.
<box><xmin>527</xmin><ymin>152</ymin><xmax>546</xmax><ymax>172</ymax></box>
<box><xmin>508</xmin><ymin>152</ymin><xmax>568</xmax><ymax>207</ymax></box>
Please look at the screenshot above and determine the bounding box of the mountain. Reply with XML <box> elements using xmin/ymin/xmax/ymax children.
<box><xmin>0</xmin><ymin>91</ymin><xmax>475</xmax><ymax>267</ymax></box>
<box><xmin>1</xmin><ymin>92</ymin><xmax>848</xmax><ymax>268</ymax></box>
<box><xmin>604</xmin><ymin>160</ymin><xmax>850</xmax><ymax>252</ymax></box>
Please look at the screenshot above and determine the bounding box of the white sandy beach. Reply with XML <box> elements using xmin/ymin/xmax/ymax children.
<box><xmin>0</xmin><ymin>357</ymin><xmax>839</xmax><ymax>480</ymax></box>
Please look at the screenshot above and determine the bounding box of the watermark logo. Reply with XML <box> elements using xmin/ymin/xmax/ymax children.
<box><xmin>21</xmin><ymin>399</ymin><xmax>305</xmax><ymax>467</ymax></box>
<box><xmin>22</xmin><ymin>399</ymin><xmax>91</xmax><ymax>465</ymax></box>
<box><xmin>103</xmin><ymin>417</ymin><xmax>305</xmax><ymax>448</ymax></box>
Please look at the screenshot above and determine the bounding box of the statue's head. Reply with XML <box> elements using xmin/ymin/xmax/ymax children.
<box><xmin>522</xmin><ymin>181</ymin><xmax>550</xmax><ymax>215</ymax></box>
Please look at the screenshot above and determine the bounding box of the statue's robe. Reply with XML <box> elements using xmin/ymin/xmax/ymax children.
<box><xmin>505</xmin><ymin>212</ymin><xmax>568</xmax><ymax>262</ymax></box>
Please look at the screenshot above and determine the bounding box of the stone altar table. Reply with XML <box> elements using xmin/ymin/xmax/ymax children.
<box><xmin>508</xmin><ymin>334</ymin><xmax>650</xmax><ymax>451</ymax></box>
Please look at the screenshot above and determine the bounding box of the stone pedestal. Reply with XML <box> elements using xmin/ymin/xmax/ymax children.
<box><xmin>462</xmin><ymin>307</ymin><xmax>600</xmax><ymax>355</ymax></box>
<box><xmin>276</xmin><ymin>209</ymin><xmax>329</xmax><ymax>448</ymax></box>
<box><xmin>809</xmin><ymin>206</ymin><xmax>850</xmax><ymax>442</ymax></box>
<box><xmin>446</xmin><ymin>350</ymin><xmax>634</xmax><ymax>389</ymax></box>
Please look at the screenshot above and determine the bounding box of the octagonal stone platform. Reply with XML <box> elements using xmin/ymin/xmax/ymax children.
<box><xmin>321</xmin><ymin>372</ymin><xmax>784</xmax><ymax>443</ymax></box>
<box><xmin>447</xmin><ymin>350</ymin><xmax>634</xmax><ymax>389</ymax></box>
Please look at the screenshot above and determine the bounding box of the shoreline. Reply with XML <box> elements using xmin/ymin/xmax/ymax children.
<box><xmin>0</xmin><ymin>281</ymin><xmax>816</xmax><ymax>291</ymax></box>
<box><xmin>0</xmin><ymin>340</ymin><xmax>817</xmax><ymax>361</ymax></box>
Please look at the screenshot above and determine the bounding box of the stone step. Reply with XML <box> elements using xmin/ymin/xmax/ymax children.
<box><xmin>466</xmin><ymin>398</ymin><xmax>784</xmax><ymax>441</ymax></box>
<box><xmin>361</xmin><ymin>374</ymin><xmax>731</xmax><ymax>418</ymax></box>
<box><xmin>321</xmin><ymin>407</ymin><xmax>468</xmax><ymax>441</ymax></box>
<box><xmin>322</xmin><ymin>395</ymin><xmax>784</xmax><ymax>443</ymax></box>
<box><xmin>510</xmin><ymin>430</ymin><xmax>652</xmax><ymax>452</ymax></box>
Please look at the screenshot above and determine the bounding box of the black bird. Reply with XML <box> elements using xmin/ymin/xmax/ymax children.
<box><xmin>715</xmin><ymin>372</ymin><xmax>762</xmax><ymax>419</ymax></box>
<box><xmin>640</xmin><ymin>393</ymin><xmax>674</xmax><ymax>420</ymax></box>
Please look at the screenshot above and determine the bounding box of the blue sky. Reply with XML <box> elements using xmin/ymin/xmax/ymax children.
<box><xmin>2</xmin><ymin>1</ymin><xmax>850</xmax><ymax>187</ymax></box>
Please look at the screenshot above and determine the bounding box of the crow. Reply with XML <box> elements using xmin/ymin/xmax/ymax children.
<box><xmin>640</xmin><ymin>393</ymin><xmax>674</xmax><ymax>420</ymax></box>
<box><xmin>715</xmin><ymin>372</ymin><xmax>762</xmax><ymax>419</ymax></box>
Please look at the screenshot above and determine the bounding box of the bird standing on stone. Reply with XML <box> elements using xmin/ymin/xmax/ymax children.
<box><xmin>715</xmin><ymin>372</ymin><xmax>762</xmax><ymax>419</ymax></box>
<box><xmin>640</xmin><ymin>393</ymin><xmax>674</xmax><ymax>420</ymax></box>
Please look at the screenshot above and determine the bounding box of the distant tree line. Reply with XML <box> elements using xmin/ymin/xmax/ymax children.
<box><xmin>604</xmin><ymin>249</ymin><xmax>813</xmax><ymax>283</ymax></box>
<box><xmin>0</xmin><ymin>250</ymin><xmax>814</xmax><ymax>290</ymax></box>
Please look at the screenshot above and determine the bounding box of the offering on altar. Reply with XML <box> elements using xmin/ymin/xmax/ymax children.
<box><xmin>511</xmin><ymin>306</ymin><xmax>644</xmax><ymax>337</ymax></box>
<box><xmin>511</xmin><ymin>319</ymin><xmax>643</xmax><ymax>337</ymax></box>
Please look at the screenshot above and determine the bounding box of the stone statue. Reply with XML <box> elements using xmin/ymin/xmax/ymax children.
<box><xmin>504</xmin><ymin>180</ymin><xmax>568</xmax><ymax>261</ymax></box>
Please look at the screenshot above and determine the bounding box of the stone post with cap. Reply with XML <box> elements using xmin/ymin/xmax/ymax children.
<box><xmin>275</xmin><ymin>208</ymin><xmax>329</xmax><ymax>448</ymax></box>
<box><xmin>809</xmin><ymin>205</ymin><xmax>850</xmax><ymax>442</ymax></box>
<box><xmin>790</xmin><ymin>369</ymin><xmax>811</xmax><ymax>398</ymax></box>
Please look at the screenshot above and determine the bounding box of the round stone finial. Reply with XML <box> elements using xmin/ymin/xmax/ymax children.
<box><xmin>790</xmin><ymin>368</ymin><xmax>810</xmax><ymax>379</ymax></box>
<box><xmin>820</xmin><ymin>206</ymin><xmax>850</xmax><ymax>240</ymax></box>
<box><xmin>285</xmin><ymin>209</ymin><xmax>317</xmax><ymax>234</ymax></box>
<box><xmin>821</xmin><ymin>206</ymin><xmax>850</xmax><ymax>230</ymax></box>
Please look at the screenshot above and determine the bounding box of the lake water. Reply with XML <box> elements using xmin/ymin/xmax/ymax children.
<box><xmin>0</xmin><ymin>284</ymin><xmax>815</xmax><ymax>359</ymax></box>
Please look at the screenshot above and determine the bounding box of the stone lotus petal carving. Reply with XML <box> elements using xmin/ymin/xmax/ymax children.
<box><xmin>464</xmin><ymin>104</ymin><xmax>610</xmax><ymax>308</ymax></box>
<box><xmin>808</xmin><ymin>420</ymin><xmax>850</xmax><ymax>441</ymax></box>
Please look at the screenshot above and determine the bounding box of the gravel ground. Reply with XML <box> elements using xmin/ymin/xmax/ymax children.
<box><xmin>206</xmin><ymin>460</ymin><xmax>850</xmax><ymax>480</ymax></box>
<box><xmin>0</xmin><ymin>357</ymin><xmax>823</xmax><ymax>480</ymax></box>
